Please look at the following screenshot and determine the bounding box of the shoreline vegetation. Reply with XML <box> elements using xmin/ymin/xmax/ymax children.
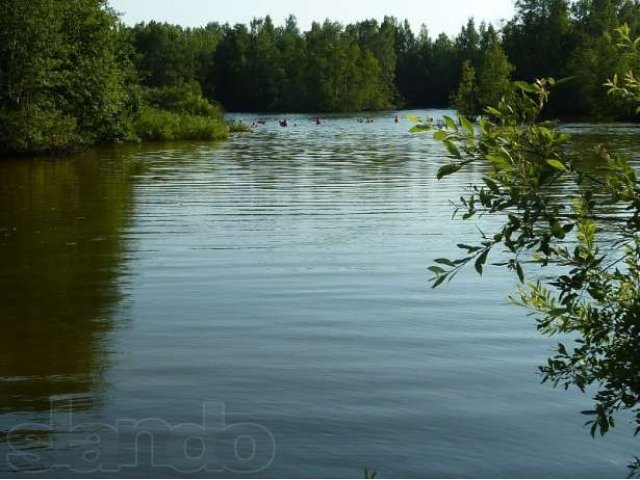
<box><xmin>1</xmin><ymin>0</ymin><xmax>639</xmax><ymax>157</ymax></box>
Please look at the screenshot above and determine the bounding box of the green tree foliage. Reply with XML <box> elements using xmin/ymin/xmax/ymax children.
<box><xmin>452</xmin><ymin>60</ymin><xmax>478</xmax><ymax>117</ymax></box>
<box><xmin>607</xmin><ymin>24</ymin><xmax>640</xmax><ymax>108</ymax></box>
<box><xmin>355</xmin><ymin>17</ymin><xmax>399</xmax><ymax>104</ymax></box>
<box><xmin>141</xmin><ymin>81</ymin><xmax>221</xmax><ymax>118</ymax></box>
<box><xmin>502</xmin><ymin>0</ymin><xmax>640</xmax><ymax>118</ymax></box>
<box><xmin>394</xmin><ymin>20</ymin><xmax>421</xmax><ymax>107</ymax></box>
<box><xmin>455</xmin><ymin>18</ymin><xmax>482</xmax><ymax>70</ymax></box>
<box><xmin>427</xmin><ymin>33</ymin><xmax>460</xmax><ymax>107</ymax></box>
<box><xmin>133</xmin><ymin>80</ymin><xmax>227</xmax><ymax>142</ymax></box>
<box><xmin>211</xmin><ymin>17</ymin><xmax>397</xmax><ymax>112</ymax></box>
<box><xmin>277</xmin><ymin>16</ymin><xmax>308</xmax><ymax>111</ymax></box>
<box><xmin>451</xmin><ymin>32</ymin><xmax>513</xmax><ymax>117</ymax></box>
<box><xmin>0</xmin><ymin>0</ymin><xmax>135</xmax><ymax>155</ymax></box>
<box><xmin>394</xmin><ymin>21</ymin><xmax>478</xmax><ymax>108</ymax></box>
<box><xmin>130</xmin><ymin>21</ymin><xmax>223</xmax><ymax>95</ymax></box>
<box><xmin>393</xmin><ymin>18</ymin><xmax>512</xmax><ymax>109</ymax></box>
<box><xmin>126</xmin><ymin>14</ymin><xmax>521</xmax><ymax>113</ymax></box>
<box><xmin>503</xmin><ymin>0</ymin><xmax>573</xmax><ymax>82</ymax></box>
<box><xmin>476</xmin><ymin>36</ymin><xmax>515</xmax><ymax>110</ymax></box>
<box><xmin>425</xmin><ymin>28</ymin><xmax>640</xmax><ymax>469</ymax></box>
<box><xmin>211</xmin><ymin>23</ymin><xmax>252</xmax><ymax>111</ymax></box>
<box><xmin>132</xmin><ymin>107</ymin><xmax>227</xmax><ymax>141</ymax></box>
<box><xmin>0</xmin><ymin>2</ymin><xmax>228</xmax><ymax>156</ymax></box>
<box><xmin>564</xmin><ymin>0</ymin><xmax>640</xmax><ymax>118</ymax></box>
<box><xmin>247</xmin><ymin>17</ymin><xmax>284</xmax><ymax>112</ymax></box>
<box><xmin>4</xmin><ymin>1</ymin><xmax>640</xmax><ymax>154</ymax></box>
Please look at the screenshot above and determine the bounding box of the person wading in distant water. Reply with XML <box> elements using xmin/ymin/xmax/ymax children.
<box><xmin>279</xmin><ymin>119</ymin><xmax>288</xmax><ymax>127</ymax></box>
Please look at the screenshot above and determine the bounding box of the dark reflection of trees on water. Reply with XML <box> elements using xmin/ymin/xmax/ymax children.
<box><xmin>0</xmin><ymin>149</ymin><xmax>142</xmax><ymax>415</ymax></box>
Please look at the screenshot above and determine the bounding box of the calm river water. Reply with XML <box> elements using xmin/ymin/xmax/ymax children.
<box><xmin>1</xmin><ymin>111</ymin><xmax>639</xmax><ymax>478</ymax></box>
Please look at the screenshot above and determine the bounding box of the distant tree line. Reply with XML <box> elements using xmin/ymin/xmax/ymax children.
<box><xmin>2</xmin><ymin>0</ymin><xmax>640</xmax><ymax>155</ymax></box>
<box><xmin>128</xmin><ymin>0</ymin><xmax>640</xmax><ymax>118</ymax></box>
<box><xmin>129</xmin><ymin>16</ymin><xmax>399</xmax><ymax>112</ymax></box>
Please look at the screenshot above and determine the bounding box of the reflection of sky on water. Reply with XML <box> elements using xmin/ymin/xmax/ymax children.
<box><xmin>0</xmin><ymin>115</ymin><xmax>638</xmax><ymax>477</ymax></box>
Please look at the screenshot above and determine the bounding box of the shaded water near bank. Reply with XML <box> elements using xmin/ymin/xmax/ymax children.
<box><xmin>1</xmin><ymin>111</ymin><xmax>639</xmax><ymax>478</ymax></box>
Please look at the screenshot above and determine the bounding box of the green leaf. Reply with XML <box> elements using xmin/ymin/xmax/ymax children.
<box><xmin>516</xmin><ymin>262</ymin><xmax>524</xmax><ymax>283</ymax></box>
<box><xmin>434</xmin><ymin>258</ymin><xmax>456</xmax><ymax>267</ymax></box>
<box><xmin>443</xmin><ymin>115</ymin><xmax>458</xmax><ymax>132</ymax></box>
<box><xmin>475</xmin><ymin>250</ymin><xmax>489</xmax><ymax>276</ymax></box>
<box><xmin>428</xmin><ymin>266</ymin><xmax>445</xmax><ymax>275</ymax></box>
<box><xmin>551</xmin><ymin>221</ymin><xmax>565</xmax><ymax>239</ymax></box>
<box><xmin>483</xmin><ymin>178</ymin><xmax>500</xmax><ymax>193</ymax></box>
<box><xmin>546</xmin><ymin>159</ymin><xmax>567</xmax><ymax>171</ymax></box>
<box><xmin>437</xmin><ymin>163</ymin><xmax>462</xmax><ymax>180</ymax></box>
<box><xmin>443</xmin><ymin>139</ymin><xmax>462</xmax><ymax>159</ymax></box>
<box><xmin>514</xmin><ymin>81</ymin><xmax>537</xmax><ymax>93</ymax></box>
<box><xmin>485</xmin><ymin>106</ymin><xmax>502</xmax><ymax>118</ymax></box>
<box><xmin>432</xmin><ymin>275</ymin><xmax>447</xmax><ymax>289</ymax></box>
<box><xmin>410</xmin><ymin>124</ymin><xmax>431</xmax><ymax>133</ymax></box>
<box><xmin>457</xmin><ymin>244</ymin><xmax>481</xmax><ymax>253</ymax></box>
<box><xmin>460</xmin><ymin>115</ymin><xmax>474</xmax><ymax>136</ymax></box>
<box><xmin>433</xmin><ymin>130</ymin><xmax>448</xmax><ymax>141</ymax></box>
<box><xmin>555</xmin><ymin>76</ymin><xmax>574</xmax><ymax>86</ymax></box>
<box><xmin>486</xmin><ymin>154</ymin><xmax>512</xmax><ymax>170</ymax></box>
<box><xmin>364</xmin><ymin>467</ymin><xmax>377</xmax><ymax>480</ymax></box>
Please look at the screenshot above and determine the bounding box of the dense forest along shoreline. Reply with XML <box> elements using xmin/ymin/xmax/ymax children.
<box><xmin>2</xmin><ymin>0</ymin><xmax>640</xmax><ymax>157</ymax></box>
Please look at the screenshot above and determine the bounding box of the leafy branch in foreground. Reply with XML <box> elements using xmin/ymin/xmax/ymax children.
<box><xmin>606</xmin><ymin>24</ymin><xmax>640</xmax><ymax>112</ymax></box>
<box><xmin>419</xmin><ymin>75</ymin><xmax>640</xmax><ymax>476</ymax></box>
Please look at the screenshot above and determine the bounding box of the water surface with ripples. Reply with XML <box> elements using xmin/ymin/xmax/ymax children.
<box><xmin>1</xmin><ymin>111</ymin><xmax>639</xmax><ymax>478</ymax></box>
